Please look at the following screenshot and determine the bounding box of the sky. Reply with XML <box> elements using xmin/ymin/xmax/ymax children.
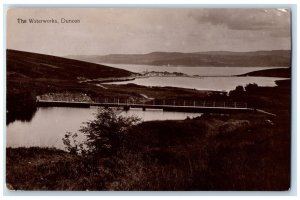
<box><xmin>6</xmin><ymin>8</ymin><xmax>291</xmax><ymax>56</ymax></box>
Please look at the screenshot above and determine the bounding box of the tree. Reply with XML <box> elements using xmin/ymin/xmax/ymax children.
<box><xmin>229</xmin><ymin>85</ymin><xmax>245</xmax><ymax>97</ymax></box>
<box><xmin>245</xmin><ymin>83</ymin><xmax>259</xmax><ymax>93</ymax></box>
<box><xmin>63</xmin><ymin>108</ymin><xmax>141</xmax><ymax>156</ymax></box>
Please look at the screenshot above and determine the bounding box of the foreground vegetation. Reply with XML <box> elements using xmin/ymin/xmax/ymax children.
<box><xmin>7</xmin><ymin>110</ymin><xmax>290</xmax><ymax>190</ymax></box>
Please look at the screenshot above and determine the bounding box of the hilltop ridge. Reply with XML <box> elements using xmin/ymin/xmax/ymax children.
<box><xmin>67</xmin><ymin>50</ymin><xmax>291</xmax><ymax>67</ymax></box>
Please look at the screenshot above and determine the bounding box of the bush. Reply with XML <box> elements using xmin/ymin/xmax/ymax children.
<box><xmin>245</xmin><ymin>83</ymin><xmax>259</xmax><ymax>93</ymax></box>
<box><xmin>62</xmin><ymin>132</ymin><xmax>84</xmax><ymax>155</ymax></box>
<box><xmin>228</xmin><ymin>85</ymin><xmax>245</xmax><ymax>97</ymax></box>
<box><xmin>63</xmin><ymin>108</ymin><xmax>141</xmax><ymax>156</ymax></box>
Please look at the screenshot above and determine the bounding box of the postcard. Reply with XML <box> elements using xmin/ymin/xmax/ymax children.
<box><xmin>6</xmin><ymin>7</ymin><xmax>291</xmax><ymax>191</ymax></box>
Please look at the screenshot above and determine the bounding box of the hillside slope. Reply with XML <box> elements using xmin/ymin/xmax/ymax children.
<box><xmin>6</xmin><ymin>49</ymin><xmax>134</xmax><ymax>124</ymax></box>
<box><xmin>7</xmin><ymin>49</ymin><xmax>132</xmax><ymax>81</ymax></box>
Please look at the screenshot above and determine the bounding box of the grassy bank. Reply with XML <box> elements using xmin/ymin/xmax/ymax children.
<box><xmin>120</xmin><ymin>113</ymin><xmax>290</xmax><ymax>190</ymax></box>
<box><xmin>7</xmin><ymin>111</ymin><xmax>290</xmax><ymax>191</ymax></box>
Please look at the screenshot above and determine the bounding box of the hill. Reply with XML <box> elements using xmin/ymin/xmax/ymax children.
<box><xmin>6</xmin><ymin>49</ymin><xmax>134</xmax><ymax>123</ymax></box>
<box><xmin>67</xmin><ymin>50</ymin><xmax>291</xmax><ymax>67</ymax></box>
<box><xmin>7</xmin><ymin>49</ymin><xmax>132</xmax><ymax>81</ymax></box>
<box><xmin>238</xmin><ymin>67</ymin><xmax>291</xmax><ymax>78</ymax></box>
<box><xmin>6</xmin><ymin>49</ymin><xmax>135</xmax><ymax>96</ymax></box>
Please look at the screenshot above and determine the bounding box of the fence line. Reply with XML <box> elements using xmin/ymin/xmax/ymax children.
<box><xmin>37</xmin><ymin>96</ymin><xmax>248</xmax><ymax>109</ymax></box>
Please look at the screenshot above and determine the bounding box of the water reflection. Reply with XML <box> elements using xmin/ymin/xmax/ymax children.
<box><xmin>6</xmin><ymin>93</ymin><xmax>37</xmax><ymax>125</ymax></box>
<box><xmin>6</xmin><ymin>106</ymin><xmax>37</xmax><ymax>125</ymax></box>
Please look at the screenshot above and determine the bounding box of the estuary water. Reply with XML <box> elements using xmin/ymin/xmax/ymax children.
<box><xmin>103</xmin><ymin>64</ymin><xmax>287</xmax><ymax>91</ymax></box>
<box><xmin>104</xmin><ymin>76</ymin><xmax>286</xmax><ymax>91</ymax></box>
<box><xmin>105</xmin><ymin>63</ymin><xmax>286</xmax><ymax>76</ymax></box>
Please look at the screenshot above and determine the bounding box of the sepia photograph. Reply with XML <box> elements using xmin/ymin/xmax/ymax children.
<box><xmin>6</xmin><ymin>7</ymin><xmax>292</xmax><ymax>191</ymax></box>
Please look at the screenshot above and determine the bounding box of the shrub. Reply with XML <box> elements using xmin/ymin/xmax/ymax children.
<box><xmin>62</xmin><ymin>108</ymin><xmax>141</xmax><ymax>156</ymax></box>
<box><xmin>228</xmin><ymin>85</ymin><xmax>245</xmax><ymax>97</ymax></box>
<box><xmin>245</xmin><ymin>83</ymin><xmax>259</xmax><ymax>93</ymax></box>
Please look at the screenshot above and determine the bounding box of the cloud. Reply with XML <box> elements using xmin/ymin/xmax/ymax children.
<box><xmin>7</xmin><ymin>8</ymin><xmax>291</xmax><ymax>55</ymax></box>
<box><xmin>188</xmin><ymin>8</ymin><xmax>290</xmax><ymax>34</ymax></box>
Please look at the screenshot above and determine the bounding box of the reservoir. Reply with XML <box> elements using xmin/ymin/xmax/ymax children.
<box><xmin>6</xmin><ymin>107</ymin><xmax>202</xmax><ymax>149</ymax></box>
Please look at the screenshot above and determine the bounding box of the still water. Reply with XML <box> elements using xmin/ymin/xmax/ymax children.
<box><xmin>105</xmin><ymin>63</ymin><xmax>286</xmax><ymax>76</ymax></box>
<box><xmin>6</xmin><ymin>107</ymin><xmax>202</xmax><ymax>149</ymax></box>
<box><xmin>104</xmin><ymin>76</ymin><xmax>287</xmax><ymax>91</ymax></box>
<box><xmin>103</xmin><ymin>64</ymin><xmax>287</xmax><ymax>91</ymax></box>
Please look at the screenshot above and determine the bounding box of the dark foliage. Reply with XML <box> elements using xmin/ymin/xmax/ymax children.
<box><xmin>6</xmin><ymin>92</ymin><xmax>37</xmax><ymax>124</ymax></box>
<box><xmin>228</xmin><ymin>85</ymin><xmax>245</xmax><ymax>98</ymax></box>
<box><xmin>244</xmin><ymin>83</ymin><xmax>259</xmax><ymax>93</ymax></box>
<box><xmin>62</xmin><ymin>108</ymin><xmax>140</xmax><ymax>156</ymax></box>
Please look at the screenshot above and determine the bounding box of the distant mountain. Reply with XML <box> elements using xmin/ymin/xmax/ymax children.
<box><xmin>67</xmin><ymin>50</ymin><xmax>291</xmax><ymax>67</ymax></box>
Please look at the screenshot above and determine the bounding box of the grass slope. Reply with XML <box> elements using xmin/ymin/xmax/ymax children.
<box><xmin>6</xmin><ymin>49</ymin><xmax>135</xmax><ymax>123</ymax></box>
<box><xmin>7</xmin><ymin>49</ymin><xmax>132</xmax><ymax>80</ymax></box>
